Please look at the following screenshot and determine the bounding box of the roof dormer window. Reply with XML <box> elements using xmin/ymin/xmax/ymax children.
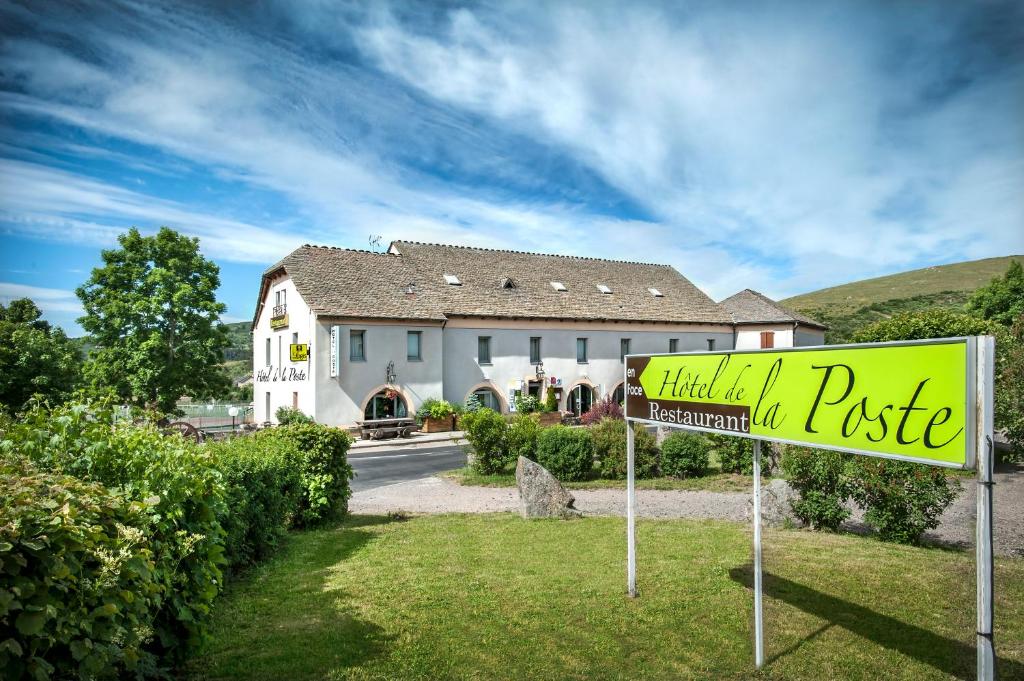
<box><xmin>649</xmin><ymin>288</ymin><xmax>663</xmax><ymax>297</ymax></box>
<box><xmin>597</xmin><ymin>284</ymin><xmax>612</xmax><ymax>294</ymax></box>
<box><xmin>502</xmin><ymin>277</ymin><xmax>517</xmax><ymax>290</ymax></box>
<box><xmin>550</xmin><ymin>281</ymin><xmax>567</xmax><ymax>292</ymax></box>
<box><xmin>444</xmin><ymin>274</ymin><xmax>462</xmax><ymax>286</ymax></box>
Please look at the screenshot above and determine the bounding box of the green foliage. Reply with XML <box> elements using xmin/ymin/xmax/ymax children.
<box><xmin>1</xmin><ymin>401</ymin><xmax>227</xmax><ymax>663</ymax></box>
<box><xmin>463</xmin><ymin>394</ymin><xmax>482</xmax><ymax>413</ymax></box>
<box><xmin>966</xmin><ymin>260</ymin><xmax>1024</xmax><ymax>326</ymax></box>
<box><xmin>252</xmin><ymin>423</ymin><xmax>353</xmax><ymax>528</ymax></box>
<box><xmin>207</xmin><ymin>436</ymin><xmax>303</xmax><ymax>572</ymax></box>
<box><xmin>417</xmin><ymin>398</ymin><xmax>454</xmax><ymax>420</ymax></box>
<box><xmin>781</xmin><ymin>446</ymin><xmax>853</xmax><ymax>530</ymax></box>
<box><xmin>591</xmin><ymin>419</ymin><xmax>658</xmax><ymax>480</ymax></box>
<box><xmin>0</xmin><ymin>455</ymin><xmax>162</xmax><ymax>680</ymax></box>
<box><xmin>506</xmin><ymin>413</ymin><xmax>541</xmax><ymax>462</ymax></box>
<box><xmin>275</xmin><ymin>406</ymin><xmax>313</xmax><ymax>425</ymax></box>
<box><xmin>460</xmin><ymin>408</ymin><xmax>510</xmax><ymax>474</ymax></box>
<box><xmin>76</xmin><ymin>227</ymin><xmax>230</xmax><ymax>415</ymax></box>
<box><xmin>709</xmin><ymin>433</ymin><xmax>753</xmax><ymax>474</ymax></box>
<box><xmin>660</xmin><ymin>431</ymin><xmax>711</xmax><ymax>478</ymax></box>
<box><xmin>513</xmin><ymin>394</ymin><xmax>541</xmax><ymax>414</ymax></box>
<box><xmin>848</xmin><ymin>459</ymin><xmax>960</xmax><ymax>544</ymax></box>
<box><xmin>851</xmin><ymin>308</ymin><xmax>1001</xmax><ymax>343</ymax></box>
<box><xmin>995</xmin><ymin>316</ymin><xmax>1024</xmax><ymax>462</ymax></box>
<box><xmin>798</xmin><ymin>291</ymin><xmax>971</xmax><ymax>344</ymax></box>
<box><xmin>536</xmin><ymin>426</ymin><xmax>594</xmax><ymax>482</ymax></box>
<box><xmin>543</xmin><ymin>389</ymin><xmax>558</xmax><ymax>413</ymax></box>
<box><xmin>0</xmin><ymin>299</ymin><xmax>81</xmax><ymax>412</ymax></box>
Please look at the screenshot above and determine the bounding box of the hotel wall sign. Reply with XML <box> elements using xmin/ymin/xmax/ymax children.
<box><xmin>290</xmin><ymin>343</ymin><xmax>309</xmax><ymax>362</ymax></box>
<box><xmin>255</xmin><ymin>365</ymin><xmax>307</xmax><ymax>383</ymax></box>
<box><xmin>270</xmin><ymin>314</ymin><xmax>289</xmax><ymax>330</ymax></box>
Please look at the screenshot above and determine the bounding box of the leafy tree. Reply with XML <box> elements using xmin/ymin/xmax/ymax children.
<box><xmin>0</xmin><ymin>298</ymin><xmax>80</xmax><ymax>410</ymax></box>
<box><xmin>994</xmin><ymin>315</ymin><xmax>1024</xmax><ymax>461</ymax></box>
<box><xmin>851</xmin><ymin>308</ymin><xmax>1001</xmax><ymax>343</ymax></box>
<box><xmin>76</xmin><ymin>227</ymin><xmax>230</xmax><ymax>414</ymax></box>
<box><xmin>967</xmin><ymin>260</ymin><xmax>1024</xmax><ymax>326</ymax></box>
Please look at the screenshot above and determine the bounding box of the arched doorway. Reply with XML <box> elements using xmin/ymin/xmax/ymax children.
<box><xmin>464</xmin><ymin>382</ymin><xmax>507</xmax><ymax>413</ymax></box>
<box><xmin>363</xmin><ymin>388</ymin><xmax>409</xmax><ymax>420</ymax></box>
<box><xmin>566</xmin><ymin>383</ymin><xmax>596</xmax><ymax>417</ymax></box>
<box><xmin>611</xmin><ymin>382</ymin><xmax>625</xmax><ymax>405</ymax></box>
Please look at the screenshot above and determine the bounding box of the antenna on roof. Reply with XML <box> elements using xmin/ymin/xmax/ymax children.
<box><xmin>368</xmin><ymin>234</ymin><xmax>383</xmax><ymax>252</ymax></box>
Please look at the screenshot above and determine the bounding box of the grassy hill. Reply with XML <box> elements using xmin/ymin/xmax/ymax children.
<box><xmin>782</xmin><ymin>255</ymin><xmax>1022</xmax><ymax>343</ymax></box>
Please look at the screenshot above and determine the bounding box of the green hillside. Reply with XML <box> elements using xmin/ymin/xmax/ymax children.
<box><xmin>223</xmin><ymin>321</ymin><xmax>251</xmax><ymax>362</ymax></box>
<box><xmin>783</xmin><ymin>255</ymin><xmax>1022</xmax><ymax>314</ymax></box>
<box><xmin>783</xmin><ymin>255</ymin><xmax>1022</xmax><ymax>343</ymax></box>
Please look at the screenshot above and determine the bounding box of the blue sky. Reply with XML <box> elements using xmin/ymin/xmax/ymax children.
<box><xmin>1</xmin><ymin>0</ymin><xmax>1022</xmax><ymax>335</ymax></box>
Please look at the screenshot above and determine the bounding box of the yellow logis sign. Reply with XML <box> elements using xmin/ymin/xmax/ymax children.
<box><xmin>625</xmin><ymin>338</ymin><xmax>976</xmax><ymax>468</ymax></box>
<box><xmin>289</xmin><ymin>343</ymin><xmax>309</xmax><ymax>362</ymax></box>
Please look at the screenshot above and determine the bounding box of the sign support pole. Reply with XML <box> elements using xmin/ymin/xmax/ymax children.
<box><xmin>752</xmin><ymin>439</ymin><xmax>764</xmax><ymax>669</ymax></box>
<box><xmin>976</xmin><ymin>336</ymin><xmax>995</xmax><ymax>681</ymax></box>
<box><xmin>627</xmin><ymin>421</ymin><xmax>637</xmax><ymax>598</ymax></box>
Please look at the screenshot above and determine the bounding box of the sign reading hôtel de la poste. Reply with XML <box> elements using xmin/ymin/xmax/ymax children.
<box><xmin>624</xmin><ymin>338</ymin><xmax>975</xmax><ymax>469</ymax></box>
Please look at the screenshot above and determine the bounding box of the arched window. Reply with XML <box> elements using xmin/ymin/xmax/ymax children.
<box><xmin>566</xmin><ymin>384</ymin><xmax>595</xmax><ymax>417</ymax></box>
<box><xmin>364</xmin><ymin>389</ymin><xmax>408</xmax><ymax>420</ymax></box>
<box><xmin>473</xmin><ymin>387</ymin><xmax>502</xmax><ymax>412</ymax></box>
<box><xmin>613</xmin><ymin>383</ymin><xmax>625</xmax><ymax>405</ymax></box>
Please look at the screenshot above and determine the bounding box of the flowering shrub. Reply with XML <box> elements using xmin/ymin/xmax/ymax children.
<box><xmin>580</xmin><ymin>395</ymin><xmax>623</xmax><ymax>426</ymax></box>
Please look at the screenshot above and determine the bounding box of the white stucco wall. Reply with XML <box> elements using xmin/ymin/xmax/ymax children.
<box><xmin>252</xmin><ymin>275</ymin><xmax>316</xmax><ymax>424</ymax></box>
<box><xmin>313</xmin><ymin>320</ymin><xmax>444</xmax><ymax>426</ymax></box>
<box><xmin>733</xmin><ymin>324</ymin><xmax>794</xmax><ymax>351</ymax></box>
<box><xmin>441</xmin><ymin>320</ymin><xmax>734</xmax><ymax>412</ymax></box>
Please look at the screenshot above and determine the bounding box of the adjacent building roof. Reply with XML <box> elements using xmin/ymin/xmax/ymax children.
<box><xmin>255</xmin><ymin>240</ymin><xmax>734</xmax><ymax>326</ymax></box>
<box><xmin>719</xmin><ymin>289</ymin><xmax>827</xmax><ymax>329</ymax></box>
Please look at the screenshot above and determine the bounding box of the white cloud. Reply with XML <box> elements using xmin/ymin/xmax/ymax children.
<box><xmin>0</xmin><ymin>282</ymin><xmax>82</xmax><ymax>314</ymax></box>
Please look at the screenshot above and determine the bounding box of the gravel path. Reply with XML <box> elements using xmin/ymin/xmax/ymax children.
<box><xmin>350</xmin><ymin>463</ymin><xmax>1024</xmax><ymax>557</ymax></box>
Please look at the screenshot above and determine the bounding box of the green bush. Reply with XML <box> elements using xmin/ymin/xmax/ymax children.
<box><xmin>781</xmin><ymin>446</ymin><xmax>852</xmax><ymax>531</ymax></box>
<box><xmin>536</xmin><ymin>426</ymin><xmax>594</xmax><ymax>481</ymax></box>
<box><xmin>207</xmin><ymin>436</ymin><xmax>303</xmax><ymax>572</ymax></box>
<box><xmin>275</xmin><ymin>406</ymin><xmax>313</xmax><ymax>425</ymax></box>
<box><xmin>417</xmin><ymin>398</ymin><xmax>454</xmax><ymax>421</ymax></box>
<box><xmin>461</xmin><ymin>408</ymin><xmax>510</xmax><ymax>474</ymax></box>
<box><xmin>0</xmin><ymin>455</ymin><xmax>162</xmax><ymax>680</ymax></box>
<box><xmin>848</xmin><ymin>459</ymin><xmax>960</xmax><ymax>544</ymax></box>
<box><xmin>513</xmin><ymin>394</ymin><xmax>541</xmax><ymax>414</ymax></box>
<box><xmin>660</xmin><ymin>431</ymin><xmax>710</xmax><ymax>478</ymax></box>
<box><xmin>2</xmin><ymin>401</ymin><xmax>226</xmax><ymax>663</ymax></box>
<box><xmin>253</xmin><ymin>423</ymin><xmax>353</xmax><ymax>528</ymax></box>
<box><xmin>709</xmin><ymin>433</ymin><xmax>753</xmax><ymax>474</ymax></box>
<box><xmin>543</xmin><ymin>388</ymin><xmax>558</xmax><ymax>413</ymax></box>
<box><xmin>463</xmin><ymin>394</ymin><xmax>482</xmax><ymax>413</ymax></box>
<box><xmin>590</xmin><ymin>419</ymin><xmax>658</xmax><ymax>479</ymax></box>
<box><xmin>507</xmin><ymin>413</ymin><xmax>541</xmax><ymax>462</ymax></box>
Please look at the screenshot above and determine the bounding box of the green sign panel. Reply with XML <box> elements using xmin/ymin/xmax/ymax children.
<box><xmin>624</xmin><ymin>338</ymin><xmax>977</xmax><ymax>469</ymax></box>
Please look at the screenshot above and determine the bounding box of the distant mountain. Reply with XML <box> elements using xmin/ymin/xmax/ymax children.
<box><xmin>782</xmin><ymin>255</ymin><xmax>1022</xmax><ymax>343</ymax></box>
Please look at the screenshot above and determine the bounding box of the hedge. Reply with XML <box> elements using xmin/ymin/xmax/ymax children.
<box><xmin>1</xmin><ymin>402</ymin><xmax>227</xmax><ymax>665</ymax></box>
<box><xmin>591</xmin><ymin>419</ymin><xmax>658</xmax><ymax>479</ymax></box>
<box><xmin>461</xmin><ymin>408</ymin><xmax>510</xmax><ymax>474</ymax></box>
<box><xmin>251</xmin><ymin>423</ymin><xmax>354</xmax><ymax>527</ymax></box>
<box><xmin>0</xmin><ymin>455</ymin><xmax>162</xmax><ymax>680</ymax></box>
<box><xmin>536</xmin><ymin>426</ymin><xmax>594</xmax><ymax>481</ymax></box>
<box><xmin>660</xmin><ymin>431</ymin><xmax>710</xmax><ymax>478</ymax></box>
<box><xmin>208</xmin><ymin>436</ymin><xmax>303</xmax><ymax>573</ymax></box>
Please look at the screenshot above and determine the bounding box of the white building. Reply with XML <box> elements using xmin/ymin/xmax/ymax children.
<box><xmin>718</xmin><ymin>288</ymin><xmax>827</xmax><ymax>350</ymax></box>
<box><xmin>251</xmin><ymin>241</ymin><xmax>826</xmax><ymax>427</ymax></box>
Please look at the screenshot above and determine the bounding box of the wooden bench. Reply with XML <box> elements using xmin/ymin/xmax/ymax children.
<box><xmin>357</xmin><ymin>417</ymin><xmax>418</xmax><ymax>440</ymax></box>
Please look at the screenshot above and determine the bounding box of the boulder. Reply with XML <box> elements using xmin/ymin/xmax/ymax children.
<box><xmin>515</xmin><ymin>456</ymin><xmax>581</xmax><ymax>519</ymax></box>
<box><xmin>745</xmin><ymin>478</ymin><xmax>802</xmax><ymax>528</ymax></box>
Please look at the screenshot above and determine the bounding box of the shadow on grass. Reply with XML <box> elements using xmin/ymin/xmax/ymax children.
<box><xmin>192</xmin><ymin>514</ymin><xmax>403</xmax><ymax>680</ymax></box>
<box><xmin>729</xmin><ymin>565</ymin><xmax>1021</xmax><ymax>680</ymax></box>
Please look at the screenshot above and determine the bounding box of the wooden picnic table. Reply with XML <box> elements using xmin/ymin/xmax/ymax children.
<box><xmin>357</xmin><ymin>417</ymin><xmax>418</xmax><ymax>440</ymax></box>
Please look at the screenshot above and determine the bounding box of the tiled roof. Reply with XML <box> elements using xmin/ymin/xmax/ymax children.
<box><xmin>719</xmin><ymin>289</ymin><xmax>827</xmax><ymax>329</ymax></box>
<box><xmin>259</xmin><ymin>241</ymin><xmax>734</xmax><ymax>324</ymax></box>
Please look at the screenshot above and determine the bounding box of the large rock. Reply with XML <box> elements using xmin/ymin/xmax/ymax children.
<box><xmin>745</xmin><ymin>478</ymin><xmax>802</xmax><ymax>528</ymax></box>
<box><xmin>515</xmin><ymin>456</ymin><xmax>581</xmax><ymax>519</ymax></box>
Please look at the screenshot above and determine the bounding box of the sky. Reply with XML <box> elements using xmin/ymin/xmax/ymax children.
<box><xmin>1</xmin><ymin>0</ymin><xmax>1022</xmax><ymax>335</ymax></box>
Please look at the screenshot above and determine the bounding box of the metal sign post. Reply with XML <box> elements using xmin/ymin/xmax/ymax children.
<box><xmin>627</xmin><ymin>422</ymin><xmax>637</xmax><ymax>598</ymax></box>
<box><xmin>976</xmin><ymin>336</ymin><xmax>995</xmax><ymax>681</ymax></box>
<box><xmin>752</xmin><ymin>440</ymin><xmax>764</xmax><ymax>669</ymax></box>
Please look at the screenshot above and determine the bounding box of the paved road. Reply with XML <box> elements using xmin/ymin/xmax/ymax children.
<box><xmin>349</xmin><ymin>444</ymin><xmax>468</xmax><ymax>492</ymax></box>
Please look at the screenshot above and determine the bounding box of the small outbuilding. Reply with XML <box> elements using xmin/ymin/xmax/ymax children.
<box><xmin>718</xmin><ymin>289</ymin><xmax>827</xmax><ymax>350</ymax></box>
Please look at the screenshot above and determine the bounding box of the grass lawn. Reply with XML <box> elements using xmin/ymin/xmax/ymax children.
<box><xmin>190</xmin><ymin>515</ymin><xmax>1024</xmax><ymax>681</ymax></box>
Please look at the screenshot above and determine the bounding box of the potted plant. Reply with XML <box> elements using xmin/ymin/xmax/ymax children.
<box><xmin>417</xmin><ymin>398</ymin><xmax>455</xmax><ymax>433</ymax></box>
